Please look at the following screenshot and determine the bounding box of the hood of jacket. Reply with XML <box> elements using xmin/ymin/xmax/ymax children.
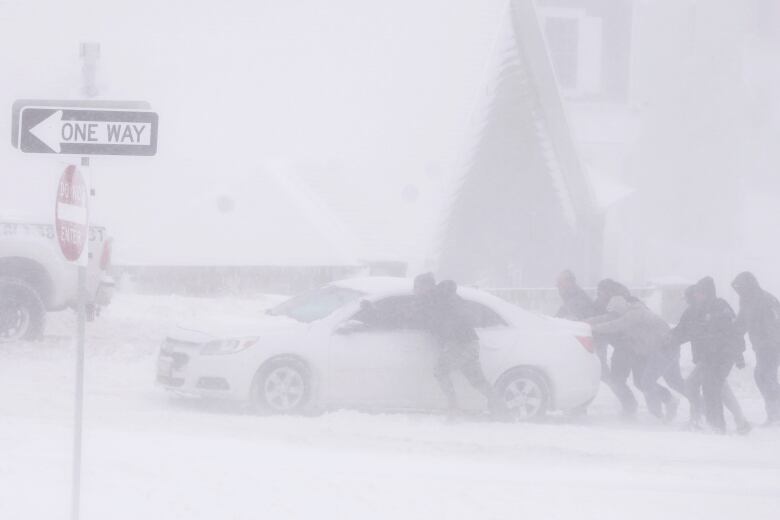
<box><xmin>696</xmin><ymin>276</ymin><xmax>717</xmax><ymax>301</ymax></box>
<box><xmin>732</xmin><ymin>271</ymin><xmax>761</xmax><ymax>297</ymax></box>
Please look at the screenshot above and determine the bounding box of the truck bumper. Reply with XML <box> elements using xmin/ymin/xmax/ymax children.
<box><xmin>95</xmin><ymin>277</ymin><xmax>115</xmax><ymax>307</ymax></box>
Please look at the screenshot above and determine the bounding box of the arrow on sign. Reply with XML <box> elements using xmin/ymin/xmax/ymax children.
<box><xmin>29</xmin><ymin>110</ymin><xmax>153</xmax><ymax>153</ymax></box>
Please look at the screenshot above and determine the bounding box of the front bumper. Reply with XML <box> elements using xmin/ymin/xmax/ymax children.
<box><xmin>156</xmin><ymin>339</ymin><xmax>252</xmax><ymax>400</ymax></box>
<box><xmin>95</xmin><ymin>278</ymin><xmax>115</xmax><ymax>307</ymax></box>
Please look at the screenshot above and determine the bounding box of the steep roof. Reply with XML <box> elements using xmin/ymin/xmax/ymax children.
<box><xmin>436</xmin><ymin>0</ymin><xmax>599</xmax><ymax>286</ymax></box>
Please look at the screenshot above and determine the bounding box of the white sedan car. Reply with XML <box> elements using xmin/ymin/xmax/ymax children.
<box><xmin>157</xmin><ymin>277</ymin><xmax>600</xmax><ymax>419</ymax></box>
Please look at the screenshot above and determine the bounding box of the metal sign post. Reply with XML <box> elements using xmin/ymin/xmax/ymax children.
<box><xmin>71</xmin><ymin>161</ymin><xmax>90</xmax><ymax>520</ymax></box>
<box><xmin>71</xmin><ymin>41</ymin><xmax>98</xmax><ymax>520</ymax></box>
<box><xmin>54</xmin><ymin>163</ymin><xmax>89</xmax><ymax>520</ymax></box>
<box><xmin>71</xmin><ymin>201</ymin><xmax>87</xmax><ymax>520</ymax></box>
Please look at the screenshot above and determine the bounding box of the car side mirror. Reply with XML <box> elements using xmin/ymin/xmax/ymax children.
<box><xmin>335</xmin><ymin>319</ymin><xmax>365</xmax><ymax>335</ymax></box>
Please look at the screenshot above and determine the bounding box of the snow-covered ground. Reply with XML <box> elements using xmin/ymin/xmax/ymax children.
<box><xmin>1</xmin><ymin>293</ymin><xmax>779</xmax><ymax>520</ymax></box>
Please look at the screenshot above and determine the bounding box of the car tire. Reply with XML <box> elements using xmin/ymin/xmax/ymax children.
<box><xmin>250</xmin><ymin>358</ymin><xmax>311</xmax><ymax>415</ymax></box>
<box><xmin>0</xmin><ymin>276</ymin><xmax>46</xmax><ymax>342</ymax></box>
<box><xmin>495</xmin><ymin>367</ymin><xmax>549</xmax><ymax>421</ymax></box>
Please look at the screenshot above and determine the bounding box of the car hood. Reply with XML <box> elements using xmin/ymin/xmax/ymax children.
<box><xmin>167</xmin><ymin>314</ymin><xmax>310</xmax><ymax>344</ymax></box>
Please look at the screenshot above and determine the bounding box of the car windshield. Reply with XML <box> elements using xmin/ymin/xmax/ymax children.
<box><xmin>268</xmin><ymin>286</ymin><xmax>364</xmax><ymax>323</ymax></box>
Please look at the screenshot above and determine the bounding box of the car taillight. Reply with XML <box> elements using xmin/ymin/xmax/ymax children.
<box><xmin>576</xmin><ymin>336</ymin><xmax>595</xmax><ymax>354</ymax></box>
<box><xmin>100</xmin><ymin>238</ymin><xmax>113</xmax><ymax>270</ymax></box>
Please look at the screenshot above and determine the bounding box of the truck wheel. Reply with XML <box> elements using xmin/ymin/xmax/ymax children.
<box><xmin>0</xmin><ymin>277</ymin><xmax>46</xmax><ymax>342</ymax></box>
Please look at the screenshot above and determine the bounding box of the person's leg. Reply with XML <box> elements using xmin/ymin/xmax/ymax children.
<box><xmin>769</xmin><ymin>349</ymin><xmax>780</xmax><ymax>421</ymax></box>
<box><xmin>764</xmin><ymin>348</ymin><xmax>780</xmax><ymax>421</ymax></box>
<box><xmin>685</xmin><ymin>365</ymin><xmax>705</xmax><ymax>425</ymax></box>
<box><xmin>663</xmin><ymin>345</ymin><xmax>686</xmax><ymax>397</ymax></box>
<box><xmin>630</xmin><ymin>353</ymin><xmax>646</xmax><ymax>392</ymax></box>
<box><xmin>754</xmin><ymin>348</ymin><xmax>780</xmax><ymax>422</ymax></box>
<box><xmin>722</xmin><ymin>381</ymin><xmax>749</xmax><ymax>430</ymax></box>
<box><xmin>753</xmin><ymin>348</ymin><xmax>769</xmax><ymax>415</ymax></box>
<box><xmin>702</xmin><ymin>359</ymin><xmax>732</xmax><ymax>432</ymax></box>
<box><xmin>595</xmin><ymin>339</ymin><xmax>610</xmax><ymax>383</ymax></box>
<box><xmin>609</xmin><ymin>347</ymin><xmax>639</xmax><ymax>415</ymax></box>
<box><xmin>460</xmin><ymin>345</ymin><xmax>497</xmax><ymax>407</ymax></box>
<box><xmin>638</xmin><ymin>350</ymin><xmax>674</xmax><ymax>419</ymax></box>
<box><xmin>434</xmin><ymin>350</ymin><xmax>458</xmax><ymax>410</ymax></box>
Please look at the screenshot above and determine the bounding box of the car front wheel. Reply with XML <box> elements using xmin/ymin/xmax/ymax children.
<box><xmin>495</xmin><ymin>368</ymin><xmax>549</xmax><ymax>421</ymax></box>
<box><xmin>251</xmin><ymin>359</ymin><xmax>311</xmax><ymax>415</ymax></box>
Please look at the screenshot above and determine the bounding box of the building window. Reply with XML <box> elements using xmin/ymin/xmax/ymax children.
<box><xmin>539</xmin><ymin>7</ymin><xmax>604</xmax><ymax>98</ymax></box>
<box><xmin>545</xmin><ymin>17</ymin><xmax>580</xmax><ymax>90</ymax></box>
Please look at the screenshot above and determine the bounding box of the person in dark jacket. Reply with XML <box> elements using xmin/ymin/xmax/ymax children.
<box><xmin>671</xmin><ymin>284</ymin><xmax>750</xmax><ymax>433</ymax></box>
<box><xmin>590</xmin><ymin>296</ymin><xmax>680</xmax><ymax>421</ymax></box>
<box><xmin>732</xmin><ymin>271</ymin><xmax>780</xmax><ymax>425</ymax></box>
<box><xmin>428</xmin><ymin>280</ymin><xmax>495</xmax><ymax>412</ymax></box>
<box><xmin>594</xmin><ymin>279</ymin><xmax>638</xmax><ymax>313</ymax></box>
<box><xmin>595</xmin><ymin>278</ymin><xmax>685</xmax><ymax>396</ymax></box>
<box><xmin>555</xmin><ymin>270</ymin><xmax>597</xmax><ymax>321</ymax></box>
<box><xmin>590</xmin><ymin>279</ymin><xmax>645</xmax><ymax>416</ymax></box>
<box><xmin>413</xmin><ymin>272</ymin><xmax>436</xmax><ymax>300</ymax></box>
<box><xmin>687</xmin><ymin>277</ymin><xmax>747</xmax><ymax>432</ymax></box>
<box><xmin>410</xmin><ymin>272</ymin><xmax>438</xmax><ymax>328</ymax></box>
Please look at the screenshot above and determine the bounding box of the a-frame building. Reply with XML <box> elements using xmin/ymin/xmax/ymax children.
<box><xmin>437</xmin><ymin>0</ymin><xmax>602</xmax><ymax>287</ymax></box>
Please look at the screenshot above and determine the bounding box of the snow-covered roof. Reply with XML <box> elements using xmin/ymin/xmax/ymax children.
<box><xmin>102</xmin><ymin>159</ymin><xmax>363</xmax><ymax>267</ymax></box>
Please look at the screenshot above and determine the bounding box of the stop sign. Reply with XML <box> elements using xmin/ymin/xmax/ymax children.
<box><xmin>55</xmin><ymin>165</ymin><xmax>89</xmax><ymax>262</ymax></box>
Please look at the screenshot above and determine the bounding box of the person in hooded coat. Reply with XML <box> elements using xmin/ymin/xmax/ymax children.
<box><xmin>594</xmin><ymin>279</ymin><xmax>638</xmax><ymax>314</ymax></box>
<box><xmin>732</xmin><ymin>272</ymin><xmax>780</xmax><ymax>425</ymax></box>
<box><xmin>428</xmin><ymin>280</ymin><xmax>495</xmax><ymax>413</ymax></box>
<box><xmin>590</xmin><ymin>295</ymin><xmax>680</xmax><ymax>421</ymax></box>
<box><xmin>690</xmin><ymin>277</ymin><xmax>747</xmax><ymax>432</ymax></box>
<box><xmin>589</xmin><ymin>279</ymin><xmax>645</xmax><ymax>415</ymax></box>
<box><xmin>671</xmin><ymin>283</ymin><xmax>750</xmax><ymax>433</ymax></box>
<box><xmin>555</xmin><ymin>271</ymin><xmax>606</xmax><ymax>385</ymax></box>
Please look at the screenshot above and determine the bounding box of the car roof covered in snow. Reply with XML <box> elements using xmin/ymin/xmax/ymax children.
<box><xmin>330</xmin><ymin>276</ymin><xmax>515</xmax><ymax>308</ymax></box>
<box><xmin>330</xmin><ymin>276</ymin><xmax>414</xmax><ymax>295</ymax></box>
<box><xmin>328</xmin><ymin>276</ymin><xmax>575</xmax><ymax>329</ymax></box>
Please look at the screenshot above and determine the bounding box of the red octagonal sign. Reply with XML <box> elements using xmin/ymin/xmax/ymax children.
<box><xmin>55</xmin><ymin>165</ymin><xmax>89</xmax><ymax>262</ymax></box>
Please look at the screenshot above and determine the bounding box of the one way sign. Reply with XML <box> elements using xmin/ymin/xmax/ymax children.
<box><xmin>15</xmin><ymin>106</ymin><xmax>158</xmax><ymax>156</ymax></box>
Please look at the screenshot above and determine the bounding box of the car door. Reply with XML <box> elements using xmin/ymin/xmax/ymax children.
<box><xmin>326</xmin><ymin>295</ymin><xmax>434</xmax><ymax>410</ymax></box>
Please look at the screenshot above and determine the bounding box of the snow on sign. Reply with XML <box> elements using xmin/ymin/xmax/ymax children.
<box><xmin>55</xmin><ymin>165</ymin><xmax>89</xmax><ymax>262</ymax></box>
<box><xmin>17</xmin><ymin>106</ymin><xmax>158</xmax><ymax>156</ymax></box>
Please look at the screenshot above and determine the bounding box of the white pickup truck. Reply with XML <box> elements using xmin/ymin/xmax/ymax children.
<box><xmin>0</xmin><ymin>217</ymin><xmax>114</xmax><ymax>341</ymax></box>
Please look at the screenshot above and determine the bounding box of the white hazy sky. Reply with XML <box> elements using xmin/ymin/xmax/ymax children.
<box><xmin>1</xmin><ymin>0</ymin><xmax>507</xmax><ymax>265</ymax></box>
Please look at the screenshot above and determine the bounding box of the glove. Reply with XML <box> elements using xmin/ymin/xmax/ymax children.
<box><xmin>735</xmin><ymin>354</ymin><xmax>746</xmax><ymax>370</ymax></box>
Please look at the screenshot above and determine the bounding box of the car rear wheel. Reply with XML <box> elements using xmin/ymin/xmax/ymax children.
<box><xmin>0</xmin><ymin>277</ymin><xmax>45</xmax><ymax>342</ymax></box>
<box><xmin>251</xmin><ymin>359</ymin><xmax>311</xmax><ymax>415</ymax></box>
<box><xmin>495</xmin><ymin>368</ymin><xmax>549</xmax><ymax>421</ymax></box>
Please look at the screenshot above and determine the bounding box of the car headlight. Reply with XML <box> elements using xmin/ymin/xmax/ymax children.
<box><xmin>200</xmin><ymin>337</ymin><xmax>259</xmax><ymax>355</ymax></box>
